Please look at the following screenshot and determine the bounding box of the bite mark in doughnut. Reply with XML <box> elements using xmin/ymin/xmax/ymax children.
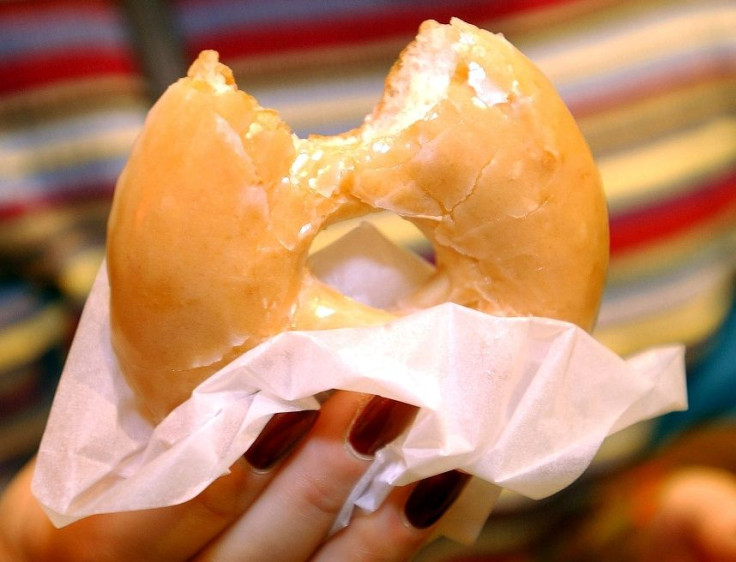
<box><xmin>107</xmin><ymin>19</ymin><xmax>609</xmax><ymax>421</ymax></box>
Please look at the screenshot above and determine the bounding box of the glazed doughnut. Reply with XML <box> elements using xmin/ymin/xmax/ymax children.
<box><xmin>107</xmin><ymin>18</ymin><xmax>609</xmax><ymax>421</ymax></box>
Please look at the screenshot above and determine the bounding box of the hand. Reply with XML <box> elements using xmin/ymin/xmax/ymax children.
<box><xmin>642</xmin><ymin>466</ymin><xmax>736</xmax><ymax>562</ymax></box>
<box><xmin>0</xmin><ymin>391</ymin><xmax>469</xmax><ymax>561</ymax></box>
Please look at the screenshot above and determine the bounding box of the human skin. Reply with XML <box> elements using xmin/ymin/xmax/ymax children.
<box><xmin>0</xmin><ymin>391</ymin><xmax>448</xmax><ymax>562</ymax></box>
<box><xmin>641</xmin><ymin>466</ymin><xmax>736</xmax><ymax>562</ymax></box>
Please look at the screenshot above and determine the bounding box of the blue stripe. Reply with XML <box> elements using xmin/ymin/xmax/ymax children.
<box><xmin>292</xmin><ymin>116</ymin><xmax>367</xmax><ymax>138</ymax></box>
<box><xmin>0</xmin><ymin>11</ymin><xmax>128</xmax><ymax>58</ymax></box>
<box><xmin>0</xmin><ymin>281</ymin><xmax>46</xmax><ymax>329</ymax></box>
<box><xmin>173</xmin><ymin>0</ymin><xmax>448</xmax><ymax>38</ymax></box>
<box><xmin>555</xmin><ymin>39</ymin><xmax>736</xmax><ymax>107</ymax></box>
<box><xmin>603</xmin><ymin>237</ymin><xmax>735</xmax><ymax>302</ymax></box>
<box><xmin>0</xmin><ymin>156</ymin><xmax>126</xmax><ymax>205</ymax></box>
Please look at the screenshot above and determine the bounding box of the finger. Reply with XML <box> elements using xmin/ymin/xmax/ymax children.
<box><xmin>3</xmin><ymin>456</ymin><xmax>250</xmax><ymax>561</ymax></box>
<box><xmin>2</xmin><ymin>457</ymin><xmax>261</xmax><ymax>562</ymax></box>
<box><xmin>196</xmin><ymin>393</ymin><xmax>416</xmax><ymax>561</ymax></box>
<box><xmin>312</xmin><ymin>470</ymin><xmax>471</xmax><ymax>562</ymax></box>
<box><xmin>3</xmin><ymin>409</ymin><xmax>319</xmax><ymax>562</ymax></box>
<box><xmin>647</xmin><ymin>467</ymin><xmax>736</xmax><ymax>562</ymax></box>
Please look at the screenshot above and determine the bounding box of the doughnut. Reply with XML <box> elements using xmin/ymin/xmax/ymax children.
<box><xmin>107</xmin><ymin>18</ymin><xmax>609</xmax><ymax>421</ymax></box>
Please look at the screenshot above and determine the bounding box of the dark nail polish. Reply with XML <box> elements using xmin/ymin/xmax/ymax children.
<box><xmin>244</xmin><ymin>410</ymin><xmax>319</xmax><ymax>471</ymax></box>
<box><xmin>404</xmin><ymin>470</ymin><xmax>471</xmax><ymax>529</ymax></box>
<box><xmin>348</xmin><ymin>396</ymin><xmax>418</xmax><ymax>457</ymax></box>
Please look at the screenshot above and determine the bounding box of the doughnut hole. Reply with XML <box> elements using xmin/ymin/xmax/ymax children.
<box><xmin>307</xmin><ymin>213</ymin><xmax>435</xmax><ymax>312</ymax></box>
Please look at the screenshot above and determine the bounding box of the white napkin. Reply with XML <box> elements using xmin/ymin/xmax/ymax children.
<box><xmin>32</xmin><ymin>222</ymin><xmax>687</xmax><ymax>543</ymax></box>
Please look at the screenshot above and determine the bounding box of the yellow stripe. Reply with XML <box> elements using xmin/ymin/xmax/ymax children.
<box><xmin>505</xmin><ymin>0</ymin><xmax>667</xmax><ymax>53</ymax></box>
<box><xmin>0</xmin><ymin>126</ymin><xmax>140</xmax><ymax>180</ymax></box>
<box><xmin>0</xmin><ymin>75</ymin><xmax>147</xmax><ymax>121</ymax></box>
<box><xmin>58</xmin><ymin>248</ymin><xmax>106</xmax><ymax>302</ymax></box>
<box><xmin>0</xmin><ymin>303</ymin><xmax>68</xmax><ymax>370</ymax></box>
<box><xmin>578</xmin><ymin>77</ymin><xmax>736</xmax><ymax>155</ymax></box>
<box><xmin>0</xmin><ymin>200</ymin><xmax>110</xmax><ymax>242</ymax></box>
<box><xmin>598</xmin><ymin>116</ymin><xmax>736</xmax><ymax>209</ymax></box>
<box><xmin>594</xmin><ymin>279</ymin><xmax>733</xmax><ymax>357</ymax></box>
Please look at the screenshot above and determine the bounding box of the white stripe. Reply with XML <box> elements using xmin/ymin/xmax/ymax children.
<box><xmin>0</xmin><ymin>124</ymin><xmax>141</xmax><ymax>182</ymax></box>
<box><xmin>524</xmin><ymin>2</ymin><xmax>736</xmax><ymax>86</ymax></box>
<box><xmin>598</xmin><ymin>116</ymin><xmax>736</xmax><ymax>211</ymax></box>
<box><xmin>598</xmin><ymin>246</ymin><xmax>736</xmax><ymax>326</ymax></box>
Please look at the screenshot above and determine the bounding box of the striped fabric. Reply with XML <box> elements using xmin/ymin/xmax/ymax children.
<box><xmin>0</xmin><ymin>0</ymin><xmax>148</xmax><ymax>468</ymax></box>
<box><xmin>0</xmin><ymin>3</ymin><xmax>733</xmax><ymax>554</ymax></box>
<box><xmin>0</xmin><ymin>0</ymin><xmax>145</xmax><ymax>219</ymax></box>
<box><xmin>0</xmin><ymin>0</ymin><xmax>146</xmax><ymax>308</ymax></box>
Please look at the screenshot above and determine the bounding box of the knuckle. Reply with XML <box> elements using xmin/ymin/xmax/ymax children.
<box><xmin>189</xmin><ymin>460</ymin><xmax>254</xmax><ymax>523</ymax></box>
<box><xmin>297</xmin><ymin>471</ymin><xmax>348</xmax><ymax>520</ymax></box>
<box><xmin>293</xmin><ymin>441</ymin><xmax>367</xmax><ymax>522</ymax></box>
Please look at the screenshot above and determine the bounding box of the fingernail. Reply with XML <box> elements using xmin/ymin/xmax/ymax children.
<box><xmin>404</xmin><ymin>470</ymin><xmax>471</xmax><ymax>529</ymax></box>
<box><xmin>244</xmin><ymin>410</ymin><xmax>319</xmax><ymax>471</ymax></box>
<box><xmin>348</xmin><ymin>396</ymin><xmax>417</xmax><ymax>457</ymax></box>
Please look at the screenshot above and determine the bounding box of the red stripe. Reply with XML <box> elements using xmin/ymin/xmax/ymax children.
<box><xmin>0</xmin><ymin>0</ymin><xmax>113</xmax><ymax>18</ymax></box>
<box><xmin>0</xmin><ymin>183</ymin><xmax>115</xmax><ymax>221</ymax></box>
<box><xmin>0</xmin><ymin>48</ymin><xmax>138</xmax><ymax>94</ymax></box>
<box><xmin>182</xmin><ymin>0</ymin><xmax>578</xmax><ymax>61</ymax></box>
<box><xmin>610</xmin><ymin>171</ymin><xmax>736</xmax><ymax>255</ymax></box>
<box><xmin>0</xmin><ymin>368</ymin><xmax>45</xmax><ymax>422</ymax></box>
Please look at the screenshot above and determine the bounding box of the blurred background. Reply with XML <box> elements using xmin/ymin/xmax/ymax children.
<box><xmin>1</xmin><ymin>0</ymin><xmax>734</xmax><ymax>560</ymax></box>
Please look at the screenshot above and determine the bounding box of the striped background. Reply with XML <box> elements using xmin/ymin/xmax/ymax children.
<box><xmin>1</xmin><ymin>0</ymin><xmax>734</xmax><ymax>556</ymax></box>
<box><xmin>0</xmin><ymin>0</ymin><xmax>148</xmax><ymax>481</ymax></box>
